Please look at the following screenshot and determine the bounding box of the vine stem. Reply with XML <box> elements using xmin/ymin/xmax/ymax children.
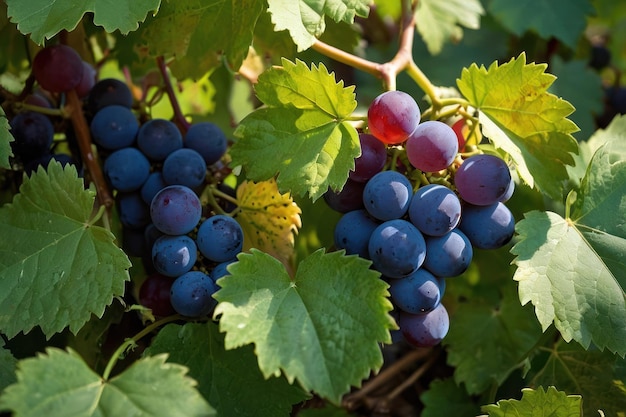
<box><xmin>156</xmin><ymin>56</ymin><xmax>190</xmax><ymax>133</ymax></box>
<box><xmin>101</xmin><ymin>314</ymin><xmax>183</xmax><ymax>380</ymax></box>
<box><xmin>65</xmin><ymin>88</ymin><xmax>114</xmax><ymax>209</ymax></box>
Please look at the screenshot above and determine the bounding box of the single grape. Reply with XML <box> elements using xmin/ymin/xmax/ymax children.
<box><xmin>363</xmin><ymin>170</ymin><xmax>413</xmax><ymax>221</ymax></box>
<box><xmin>459</xmin><ymin>202</ymin><xmax>515</xmax><ymax>249</ymax></box>
<box><xmin>323</xmin><ymin>179</ymin><xmax>366</xmax><ymax>213</ymax></box>
<box><xmin>399</xmin><ymin>303</ymin><xmax>449</xmax><ymax>348</ymax></box>
<box><xmin>451</xmin><ymin>118</ymin><xmax>467</xmax><ymax>153</ymax></box>
<box><xmin>455</xmin><ymin>154</ymin><xmax>511</xmax><ymax>206</ymax></box>
<box><xmin>405</xmin><ymin>120</ymin><xmax>458</xmax><ymax>172</ymax></box>
<box><xmin>212</xmin><ymin>260</ymin><xmax>235</xmax><ymax>282</ymax></box>
<box><xmin>137</xmin><ymin>118</ymin><xmax>184</xmax><ymax>161</ymax></box>
<box><xmin>170</xmin><ymin>271</ymin><xmax>218</xmax><ymax>317</ymax></box>
<box><xmin>196</xmin><ymin>215</ymin><xmax>243</xmax><ymax>263</ymax></box>
<box><xmin>423</xmin><ymin>229</ymin><xmax>473</xmax><ymax>277</ymax></box>
<box><xmin>103</xmin><ymin>147</ymin><xmax>150</xmax><ymax>192</ymax></box>
<box><xmin>117</xmin><ymin>192</ymin><xmax>150</xmax><ymax>230</ymax></box>
<box><xmin>90</xmin><ymin>105</ymin><xmax>139</xmax><ymax>150</ymax></box>
<box><xmin>152</xmin><ymin>234</ymin><xmax>198</xmax><ymax>277</ymax></box>
<box><xmin>141</xmin><ymin>172</ymin><xmax>167</xmax><ymax>205</ymax></box>
<box><xmin>368</xmin><ymin>219</ymin><xmax>426</xmax><ymax>278</ymax></box>
<box><xmin>389</xmin><ymin>268</ymin><xmax>442</xmax><ymax>314</ymax></box>
<box><xmin>589</xmin><ymin>45</ymin><xmax>611</xmax><ymax>70</ymax></box>
<box><xmin>367</xmin><ymin>90</ymin><xmax>420</xmax><ymax>145</ymax></box>
<box><xmin>334</xmin><ymin>209</ymin><xmax>379</xmax><ymax>258</ymax></box>
<box><xmin>408</xmin><ymin>184</ymin><xmax>461</xmax><ymax>237</ymax></box>
<box><xmin>32</xmin><ymin>44</ymin><xmax>84</xmax><ymax>93</ymax></box>
<box><xmin>24</xmin><ymin>92</ymin><xmax>52</xmax><ymax>108</ymax></box>
<box><xmin>10</xmin><ymin>111</ymin><xmax>54</xmax><ymax>161</ymax></box>
<box><xmin>184</xmin><ymin>122</ymin><xmax>228</xmax><ymax>165</ymax></box>
<box><xmin>150</xmin><ymin>185</ymin><xmax>202</xmax><ymax>235</ymax></box>
<box><xmin>75</xmin><ymin>60</ymin><xmax>97</xmax><ymax>98</ymax></box>
<box><xmin>87</xmin><ymin>78</ymin><xmax>134</xmax><ymax>112</ymax></box>
<box><xmin>162</xmin><ymin>148</ymin><xmax>207</xmax><ymax>189</ymax></box>
<box><xmin>139</xmin><ymin>273</ymin><xmax>176</xmax><ymax>317</ymax></box>
<box><xmin>349</xmin><ymin>133</ymin><xmax>387</xmax><ymax>183</ymax></box>
<box><xmin>122</xmin><ymin>227</ymin><xmax>146</xmax><ymax>258</ymax></box>
<box><xmin>144</xmin><ymin>223</ymin><xmax>164</xmax><ymax>252</ymax></box>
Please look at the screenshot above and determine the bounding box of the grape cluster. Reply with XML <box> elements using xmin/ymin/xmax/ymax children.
<box><xmin>326</xmin><ymin>91</ymin><xmax>516</xmax><ymax>348</ymax></box>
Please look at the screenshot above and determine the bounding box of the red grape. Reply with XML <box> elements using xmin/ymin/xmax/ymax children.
<box><xmin>367</xmin><ymin>91</ymin><xmax>420</xmax><ymax>145</ymax></box>
<box><xmin>32</xmin><ymin>45</ymin><xmax>84</xmax><ymax>93</ymax></box>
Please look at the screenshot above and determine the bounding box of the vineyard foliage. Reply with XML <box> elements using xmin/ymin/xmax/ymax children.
<box><xmin>0</xmin><ymin>0</ymin><xmax>625</xmax><ymax>416</ymax></box>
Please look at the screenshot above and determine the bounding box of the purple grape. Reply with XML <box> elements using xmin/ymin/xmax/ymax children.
<box><xmin>162</xmin><ymin>148</ymin><xmax>207</xmax><ymax>189</ymax></box>
<box><xmin>32</xmin><ymin>45</ymin><xmax>84</xmax><ymax>93</ymax></box>
<box><xmin>103</xmin><ymin>147</ymin><xmax>150</xmax><ymax>192</ymax></box>
<box><xmin>137</xmin><ymin>119</ymin><xmax>183</xmax><ymax>161</ymax></box>
<box><xmin>90</xmin><ymin>105</ymin><xmax>139</xmax><ymax>150</ymax></box>
<box><xmin>455</xmin><ymin>154</ymin><xmax>511</xmax><ymax>206</ymax></box>
<box><xmin>367</xmin><ymin>91</ymin><xmax>421</xmax><ymax>145</ymax></box>
<box><xmin>405</xmin><ymin>120</ymin><xmax>459</xmax><ymax>172</ymax></box>
<box><xmin>152</xmin><ymin>235</ymin><xmax>198</xmax><ymax>277</ymax></box>
<box><xmin>389</xmin><ymin>268</ymin><xmax>442</xmax><ymax>314</ymax></box>
<box><xmin>139</xmin><ymin>273</ymin><xmax>176</xmax><ymax>317</ymax></box>
<box><xmin>349</xmin><ymin>133</ymin><xmax>387</xmax><ymax>183</ymax></box>
<box><xmin>423</xmin><ymin>229</ymin><xmax>473</xmax><ymax>277</ymax></box>
<box><xmin>399</xmin><ymin>303</ymin><xmax>449</xmax><ymax>348</ymax></box>
<box><xmin>10</xmin><ymin>111</ymin><xmax>54</xmax><ymax>161</ymax></box>
<box><xmin>170</xmin><ymin>271</ymin><xmax>218</xmax><ymax>317</ymax></box>
<box><xmin>368</xmin><ymin>219</ymin><xmax>426</xmax><ymax>278</ymax></box>
<box><xmin>76</xmin><ymin>60</ymin><xmax>97</xmax><ymax>98</ymax></box>
<box><xmin>196</xmin><ymin>215</ymin><xmax>243</xmax><ymax>263</ymax></box>
<box><xmin>408</xmin><ymin>184</ymin><xmax>461</xmax><ymax>236</ymax></box>
<box><xmin>150</xmin><ymin>185</ymin><xmax>202</xmax><ymax>235</ymax></box>
<box><xmin>324</xmin><ymin>179</ymin><xmax>366</xmax><ymax>213</ymax></box>
<box><xmin>184</xmin><ymin>122</ymin><xmax>228</xmax><ymax>165</ymax></box>
<box><xmin>334</xmin><ymin>209</ymin><xmax>379</xmax><ymax>258</ymax></box>
<box><xmin>363</xmin><ymin>170</ymin><xmax>413</xmax><ymax>221</ymax></box>
<box><xmin>459</xmin><ymin>202</ymin><xmax>515</xmax><ymax>249</ymax></box>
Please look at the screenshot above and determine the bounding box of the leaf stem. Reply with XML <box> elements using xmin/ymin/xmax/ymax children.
<box><xmin>156</xmin><ymin>56</ymin><xmax>190</xmax><ymax>134</ymax></box>
<box><xmin>65</xmin><ymin>89</ymin><xmax>114</xmax><ymax>209</ymax></box>
<box><xmin>101</xmin><ymin>314</ymin><xmax>182</xmax><ymax>380</ymax></box>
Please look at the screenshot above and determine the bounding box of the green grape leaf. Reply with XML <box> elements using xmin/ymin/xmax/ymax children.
<box><xmin>213</xmin><ymin>249</ymin><xmax>395</xmax><ymax>403</ymax></box>
<box><xmin>0</xmin><ymin>162</ymin><xmax>131</xmax><ymax>338</ymax></box>
<box><xmin>0</xmin><ymin>107</ymin><xmax>13</xmax><ymax>169</ymax></box>
<box><xmin>414</xmin><ymin>0</ymin><xmax>485</xmax><ymax>55</ymax></box>
<box><xmin>266</xmin><ymin>0</ymin><xmax>369</xmax><ymax>51</ymax></box>
<box><xmin>0</xmin><ymin>344</ymin><xmax>17</xmax><ymax>393</ymax></box>
<box><xmin>488</xmin><ymin>0</ymin><xmax>594</xmax><ymax>49</ymax></box>
<box><xmin>457</xmin><ymin>53</ymin><xmax>579</xmax><ymax>200</ymax></box>
<box><xmin>4</xmin><ymin>0</ymin><xmax>160</xmax><ymax>44</ymax></box>
<box><xmin>145</xmin><ymin>322</ymin><xmax>309</xmax><ymax>417</ymax></box>
<box><xmin>443</xmin><ymin>285</ymin><xmax>543</xmax><ymax>394</ymax></box>
<box><xmin>231</xmin><ymin>58</ymin><xmax>360</xmax><ymax>201</ymax></box>
<box><xmin>0</xmin><ymin>348</ymin><xmax>214</xmax><ymax>416</ymax></box>
<box><xmin>236</xmin><ymin>179</ymin><xmax>302</xmax><ymax>274</ymax></box>
<box><xmin>420</xmin><ymin>378</ymin><xmax>480</xmax><ymax>417</ymax></box>
<box><xmin>481</xmin><ymin>386</ymin><xmax>582</xmax><ymax>417</ymax></box>
<box><xmin>529</xmin><ymin>340</ymin><xmax>626</xmax><ymax>417</ymax></box>
<box><xmin>580</xmin><ymin>114</ymin><xmax>626</xmax><ymax>166</ymax></box>
<box><xmin>116</xmin><ymin>0</ymin><xmax>264</xmax><ymax>79</ymax></box>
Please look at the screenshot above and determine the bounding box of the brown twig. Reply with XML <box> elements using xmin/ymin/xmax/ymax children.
<box><xmin>156</xmin><ymin>56</ymin><xmax>190</xmax><ymax>133</ymax></box>
<box><xmin>65</xmin><ymin>88</ymin><xmax>114</xmax><ymax>209</ymax></box>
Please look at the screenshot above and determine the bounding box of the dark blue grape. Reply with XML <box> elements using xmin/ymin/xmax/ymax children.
<box><xmin>141</xmin><ymin>172</ymin><xmax>167</xmax><ymax>205</ymax></box>
<box><xmin>152</xmin><ymin>235</ymin><xmax>198</xmax><ymax>277</ymax></box>
<box><xmin>162</xmin><ymin>148</ymin><xmax>207</xmax><ymax>189</ymax></box>
<box><xmin>170</xmin><ymin>271</ymin><xmax>218</xmax><ymax>317</ymax></box>
<box><xmin>399</xmin><ymin>303</ymin><xmax>449</xmax><ymax>348</ymax></box>
<box><xmin>184</xmin><ymin>122</ymin><xmax>228</xmax><ymax>165</ymax></box>
<box><xmin>324</xmin><ymin>179</ymin><xmax>366</xmax><ymax>213</ymax></box>
<box><xmin>212</xmin><ymin>260</ymin><xmax>235</xmax><ymax>282</ymax></box>
<box><xmin>117</xmin><ymin>192</ymin><xmax>150</xmax><ymax>230</ymax></box>
<box><xmin>87</xmin><ymin>78</ymin><xmax>133</xmax><ymax>112</ymax></box>
<box><xmin>389</xmin><ymin>268</ymin><xmax>442</xmax><ymax>314</ymax></box>
<box><xmin>408</xmin><ymin>184</ymin><xmax>461</xmax><ymax>236</ymax></box>
<box><xmin>122</xmin><ymin>227</ymin><xmax>146</xmax><ymax>258</ymax></box>
<box><xmin>368</xmin><ymin>219</ymin><xmax>426</xmax><ymax>278</ymax></box>
<box><xmin>150</xmin><ymin>185</ymin><xmax>202</xmax><ymax>235</ymax></box>
<box><xmin>363</xmin><ymin>170</ymin><xmax>413</xmax><ymax>221</ymax></box>
<box><xmin>459</xmin><ymin>202</ymin><xmax>515</xmax><ymax>249</ymax></box>
<box><xmin>137</xmin><ymin>119</ymin><xmax>183</xmax><ymax>161</ymax></box>
<box><xmin>423</xmin><ymin>229</ymin><xmax>473</xmax><ymax>277</ymax></box>
<box><xmin>144</xmin><ymin>223</ymin><xmax>164</xmax><ymax>252</ymax></box>
<box><xmin>10</xmin><ymin>111</ymin><xmax>54</xmax><ymax>161</ymax></box>
<box><xmin>104</xmin><ymin>147</ymin><xmax>150</xmax><ymax>192</ymax></box>
<box><xmin>196</xmin><ymin>215</ymin><xmax>243</xmax><ymax>263</ymax></box>
<box><xmin>90</xmin><ymin>105</ymin><xmax>139</xmax><ymax>150</ymax></box>
<box><xmin>24</xmin><ymin>153</ymin><xmax>79</xmax><ymax>176</ymax></box>
<box><xmin>334</xmin><ymin>209</ymin><xmax>379</xmax><ymax>258</ymax></box>
<box><xmin>455</xmin><ymin>154</ymin><xmax>511</xmax><ymax>206</ymax></box>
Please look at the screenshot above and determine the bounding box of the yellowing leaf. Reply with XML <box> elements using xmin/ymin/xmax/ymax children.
<box><xmin>236</xmin><ymin>179</ymin><xmax>302</xmax><ymax>273</ymax></box>
<box><xmin>457</xmin><ymin>53</ymin><xmax>579</xmax><ymax>199</ymax></box>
